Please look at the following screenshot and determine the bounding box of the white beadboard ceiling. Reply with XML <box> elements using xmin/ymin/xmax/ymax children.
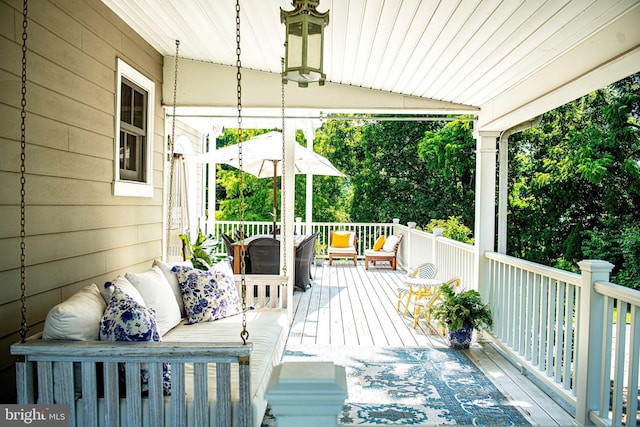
<box><xmin>102</xmin><ymin>0</ymin><xmax>640</xmax><ymax>130</ymax></box>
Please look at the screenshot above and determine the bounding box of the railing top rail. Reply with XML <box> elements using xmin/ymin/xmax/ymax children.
<box><xmin>485</xmin><ymin>251</ymin><xmax>581</xmax><ymax>286</ymax></box>
<box><xmin>594</xmin><ymin>280</ymin><xmax>640</xmax><ymax>306</ymax></box>
<box><xmin>434</xmin><ymin>235</ymin><xmax>474</xmax><ymax>252</ymax></box>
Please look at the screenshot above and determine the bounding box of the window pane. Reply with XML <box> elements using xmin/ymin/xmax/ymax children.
<box><xmin>119</xmin><ymin>131</ymin><xmax>126</xmax><ymax>170</ymax></box>
<box><xmin>121</xmin><ymin>82</ymin><xmax>132</xmax><ymax>125</ymax></box>
<box><xmin>287</xmin><ymin>22</ymin><xmax>303</xmax><ymax>68</ymax></box>
<box><xmin>127</xmin><ymin>133</ymin><xmax>137</xmax><ymax>171</ymax></box>
<box><xmin>133</xmin><ymin>90</ymin><xmax>144</xmax><ymax>129</ymax></box>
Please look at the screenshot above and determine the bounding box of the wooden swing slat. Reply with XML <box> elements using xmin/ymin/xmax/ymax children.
<box><xmin>216</xmin><ymin>363</ymin><xmax>232</xmax><ymax>426</ymax></box>
<box><xmin>81</xmin><ymin>361</ymin><xmax>98</xmax><ymax>424</ymax></box>
<box><xmin>37</xmin><ymin>361</ymin><xmax>54</xmax><ymax>402</ymax></box>
<box><xmin>148</xmin><ymin>362</ymin><xmax>164</xmax><ymax>424</ymax></box>
<box><xmin>171</xmin><ymin>362</ymin><xmax>186</xmax><ymax>427</ymax></box>
<box><xmin>193</xmin><ymin>363</ymin><xmax>209</xmax><ymax>425</ymax></box>
<box><xmin>125</xmin><ymin>362</ymin><xmax>143</xmax><ymax>427</ymax></box>
<box><xmin>58</xmin><ymin>361</ymin><xmax>75</xmax><ymax>426</ymax></box>
<box><xmin>103</xmin><ymin>362</ymin><xmax>119</xmax><ymax>426</ymax></box>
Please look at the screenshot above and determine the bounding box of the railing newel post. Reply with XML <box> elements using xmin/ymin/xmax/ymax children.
<box><xmin>432</xmin><ymin>227</ymin><xmax>443</xmax><ymax>277</ymax></box>
<box><xmin>575</xmin><ymin>259</ymin><xmax>614</xmax><ymax>426</ymax></box>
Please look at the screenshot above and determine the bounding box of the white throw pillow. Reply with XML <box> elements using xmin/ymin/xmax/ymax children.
<box><xmin>126</xmin><ymin>266</ymin><xmax>182</xmax><ymax>335</ymax></box>
<box><xmin>43</xmin><ymin>284</ymin><xmax>106</xmax><ymax>340</ymax></box>
<box><xmin>100</xmin><ymin>276</ymin><xmax>145</xmax><ymax>306</ymax></box>
<box><xmin>153</xmin><ymin>259</ymin><xmax>189</xmax><ymax>316</ymax></box>
<box><xmin>382</xmin><ymin>235</ymin><xmax>399</xmax><ymax>252</ymax></box>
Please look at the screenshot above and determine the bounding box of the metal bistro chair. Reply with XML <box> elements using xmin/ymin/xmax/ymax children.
<box><xmin>396</xmin><ymin>262</ymin><xmax>438</xmax><ymax>316</ymax></box>
<box><xmin>412</xmin><ymin>276</ymin><xmax>461</xmax><ymax>328</ymax></box>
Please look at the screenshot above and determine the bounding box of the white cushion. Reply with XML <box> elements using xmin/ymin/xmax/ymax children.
<box><xmin>43</xmin><ymin>284</ymin><xmax>106</xmax><ymax>340</ymax></box>
<box><xmin>153</xmin><ymin>259</ymin><xmax>188</xmax><ymax>316</ymax></box>
<box><xmin>99</xmin><ymin>275</ymin><xmax>145</xmax><ymax>306</ymax></box>
<box><xmin>328</xmin><ymin>246</ymin><xmax>357</xmax><ymax>254</ymax></box>
<box><xmin>382</xmin><ymin>235</ymin><xmax>399</xmax><ymax>252</ymax></box>
<box><xmin>126</xmin><ymin>266</ymin><xmax>182</xmax><ymax>335</ymax></box>
<box><xmin>364</xmin><ymin>249</ymin><xmax>393</xmax><ymax>256</ymax></box>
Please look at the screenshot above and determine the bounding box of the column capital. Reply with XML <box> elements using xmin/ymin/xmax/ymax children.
<box><xmin>473</xmin><ymin>130</ymin><xmax>501</xmax><ymax>139</ymax></box>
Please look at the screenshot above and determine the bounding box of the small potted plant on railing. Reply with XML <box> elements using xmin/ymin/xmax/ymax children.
<box><xmin>428</xmin><ymin>282</ymin><xmax>493</xmax><ymax>349</ymax></box>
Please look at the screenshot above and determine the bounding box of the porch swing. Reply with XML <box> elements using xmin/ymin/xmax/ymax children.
<box><xmin>12</xmin><ymin>1</ymin><xmax>290</xmax><ymax>426</ymax></box>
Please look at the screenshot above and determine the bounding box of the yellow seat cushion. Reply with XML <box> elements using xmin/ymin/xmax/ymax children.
<box><xmin>373</xmin><ymin>235</ymin><xmax>386</xmax><ymax>251</ymax></box>
<box><xmin>331</xmin><ymin>232</ymin><xmax>352</xmax><ymax>248</ymax></box>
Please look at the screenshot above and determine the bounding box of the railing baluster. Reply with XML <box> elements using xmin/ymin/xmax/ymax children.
<box><xmin>626</xmin><ymin>305</ymin><xmax>640</xmax><ymax>427</ymax></box>
<box><xmin>611</xmin><ymin>301</ymin><xmax>628</xmax><ymax>427</ymax></box>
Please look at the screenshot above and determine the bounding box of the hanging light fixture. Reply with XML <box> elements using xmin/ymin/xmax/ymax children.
<box><xmin>280</xmin><ymin>0</ymin><xmax>329</xmax><ymax>87</ymax></box>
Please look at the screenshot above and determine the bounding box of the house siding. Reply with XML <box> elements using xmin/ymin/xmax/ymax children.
<box><xmin>0</xmin><ymin>0</ymin><xmax>168</xmax><ymax>403</ymax></box>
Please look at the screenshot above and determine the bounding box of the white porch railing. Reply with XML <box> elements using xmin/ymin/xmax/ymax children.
<box><xmin>486</xmin><ymin>253</ymin><xmax>640</xmax><ymax>427</ymax></box>
<box><xmin>203</xmin><ymin>220</ymin><xmax>640</xmax><ymax>426</ymax></box>
<box><xmin>206</xmin><ymin>220</ymin><xmax>398</xmax><ymax>259</ymax></box>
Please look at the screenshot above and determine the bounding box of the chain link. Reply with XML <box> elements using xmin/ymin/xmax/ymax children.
<box><xmin>280</xmin><ymin>58</ymin><xmax>287</xmax><ymax>277</ymax></box>
<box><xmin>19</xmin><ymin>0</ymin><xmax>29</xmax><ymax>343</ymax></box>
<box><xmin>167</xmin><ymin>40</ymin><xmax>180</xmax><ymax>257</ymax></box>
<box><xmin>237</xmin><ymin>0</ymin><xmax>249</xmax><ymax>346</ymax></box>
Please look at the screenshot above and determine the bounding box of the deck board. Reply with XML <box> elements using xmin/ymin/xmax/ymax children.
<box><xmin>288</xmin><ymin>260</ymin><xmax>575</xmax><ymax>426</ymax></box>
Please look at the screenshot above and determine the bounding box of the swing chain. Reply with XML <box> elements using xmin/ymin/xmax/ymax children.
<box><xmin>280</xmin><ymin>58</ymin><xmax>287</xmax><ymax>277</ymax></box>
<box><xmin>167</xmin><ymin>40</ymin><xmax>179</xmax><ymax>257</ymax></box>
<box><xmin>236</xmin><ymin>0</ymin><xmax>249</xmax><ymax>346</ymax></box>
<box><xmin>19</xmin><ymin>0</ymin><xmax>29</xmax><ymax>342</ymax></box>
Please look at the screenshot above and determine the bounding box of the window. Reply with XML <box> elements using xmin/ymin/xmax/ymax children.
<box><xmin>113</xmin><ymin>59</ymin><xmax>155</xmax><ymax>197</ymax></box>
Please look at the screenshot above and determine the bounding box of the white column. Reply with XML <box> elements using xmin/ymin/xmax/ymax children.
<box><xmin>473</xmin><ymin>130</ymin><xmax>500</xmax><ymax>296</ymax></box>
<box><xmin>206</xmin><ymin>125</ymin><xmax>224</xmax><ymax>237</ymax></box>
<box><xmin>302</xmin><ymin>122</ymin><xmax>317</xmax><ymax>234</ymax></box>
<box><xmin>283</xmin><ymin>123</ymin><xmax>296</xmax><ymax>321</ymax></box>
<box><xmin>497</xmin><ymin>137</ymin><xmax>508</xmax><ymax>254</ymax></box>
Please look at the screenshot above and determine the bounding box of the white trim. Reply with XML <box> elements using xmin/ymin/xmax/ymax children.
<box><xmin>113</xmin><ymin>58</ymin><xmax>156</xmax><ymax>197</ymax></box>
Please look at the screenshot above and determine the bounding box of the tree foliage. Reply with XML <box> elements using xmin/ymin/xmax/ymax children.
<box><xmin>506</xmin><ymin>73</ymin><xmax>640</xmax><ymax>287</ymax></box>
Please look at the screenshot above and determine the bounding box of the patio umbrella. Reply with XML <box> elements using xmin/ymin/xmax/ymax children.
<box><xmin>189</xmin><ymin>131</ymin><xmax>345</xmax><ymax>237</ymax></box>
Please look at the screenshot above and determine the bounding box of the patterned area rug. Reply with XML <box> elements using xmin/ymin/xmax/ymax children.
<box><xmin>262</xmin><ymin>346</ymin><xmax>532</xmax><ymax>426</ymax></box>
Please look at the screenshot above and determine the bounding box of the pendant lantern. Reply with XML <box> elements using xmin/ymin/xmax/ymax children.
<box><xmin>280</xmin><ymin>0</ymin><xmax>329</xmax><ymax>87</ymax></box>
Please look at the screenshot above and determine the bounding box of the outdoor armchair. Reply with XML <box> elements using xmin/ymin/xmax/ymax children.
<box><xmin>364</xmin><ymin>233</ymin><xmax>403</xmax><ymax>270</ymax></box>
<box><xmin>294</xmin><ymin>232</ymin><xmax>318</xmax><ymax>291</ymax></box>
<box><xmin>328</xmin><ymin>230</ymin><xmax>358</xmax><ymax>266</ymax></box>
<box><xmin>247</xmin><ymin>237</ymin><xmax>280</xmax><ymax>274</ymax></box>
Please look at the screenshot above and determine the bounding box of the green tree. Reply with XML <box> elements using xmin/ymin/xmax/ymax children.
<box><xmin>418</xmin><ymin>120</ymin><xmax>476</xmax><ymax>230</ymax></box>
<box><xmin>507</xmin><ymin>73</ymin><xmax>640</xmax><ymax>286</ymax></box>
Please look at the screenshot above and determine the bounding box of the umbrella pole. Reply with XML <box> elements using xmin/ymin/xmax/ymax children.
<box><xmin>273</xmin><ymin>161</ymin><xmax>278</xmax><ymax>239</ymax></box>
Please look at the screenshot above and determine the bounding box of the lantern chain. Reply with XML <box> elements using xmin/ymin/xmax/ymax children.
<box><xmin>167</xmin><ymin>40</ymin><xmax>179</xmax><ymax>257</ymax></box>
<box><xmin>19</xmin><ymin>0</ymin><xmax>29</xmax><ymax>342</ymax></box>
<box><xmin>237</xmin><ymin>0</ymin><xmax>249</xmax><ymax>346</ymax></box>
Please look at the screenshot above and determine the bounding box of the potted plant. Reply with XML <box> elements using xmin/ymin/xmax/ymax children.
<box><xmin>427</xmin><ymin>282</ymin><xmax>493</xmax><ymax>349</ymax></box>
<box><xmin>178</xmin><ymin>229</ymin><xmax>220</xmax><ymax>270</ymax></box>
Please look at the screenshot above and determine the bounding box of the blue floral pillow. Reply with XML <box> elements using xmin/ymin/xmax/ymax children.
<box><xmin>173</xmin><ymin>262</ymin><xmax>242</xmax><ymax>325</ymax></box>
<box><xmin>100</xmin><ymin>286</ymin><xmax>171</xmax><ymax>395</ymax></box>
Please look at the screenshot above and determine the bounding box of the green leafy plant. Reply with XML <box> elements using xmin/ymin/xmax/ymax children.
<box><xmin>428</xmin><ymin>283</ymin><xmax>493</xmax><ymax>332</ymax></box>
<box><xmin>179</xmin><ymin>230</ymin><xmax>220</xmax><ymax>270</ymax></box>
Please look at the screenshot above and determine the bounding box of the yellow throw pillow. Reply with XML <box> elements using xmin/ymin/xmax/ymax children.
<box><xmin>332</xmin><ymin>232</ymin><xmax>351</xmax><ymax>248</ymax></box>
<box><xmin>373</xmin><ymin>235</ymin><xmax>386</xmax><ymax>251</ymax></box>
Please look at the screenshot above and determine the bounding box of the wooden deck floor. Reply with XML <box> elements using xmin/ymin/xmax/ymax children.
<box><xmin>288</xmin><ymin>259</ymin><xmax>575</xmax><ymax>427</ymax></box>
